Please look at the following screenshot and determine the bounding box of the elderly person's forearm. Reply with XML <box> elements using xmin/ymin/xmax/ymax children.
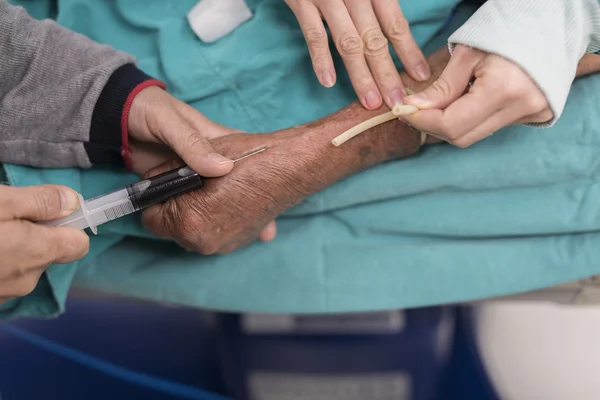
<box><xmin>141</xmin><ymin>45</ymin><xmax>600</xmax><ymax>254</ymax></box>
<box><xmin>269</xmin><ymin>49</ymin><xmax>451</xmax><ymax>187</ymax></box>
<box><xmin>140</xmin><ymin>47</ymin><xmax>451</xmax><ymax>254</ymax></box>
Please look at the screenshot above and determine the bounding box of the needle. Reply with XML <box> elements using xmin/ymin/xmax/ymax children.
<box><xmin>232</xmin><ymin>145</ymin><xmax>268</xmax><ymax>163</ymax></box>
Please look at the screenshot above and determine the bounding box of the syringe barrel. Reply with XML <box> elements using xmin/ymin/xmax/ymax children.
<box><xmin>127</xmin><ymin>166</ymin><xmax>205</xmax><ymax>210</ymax></box>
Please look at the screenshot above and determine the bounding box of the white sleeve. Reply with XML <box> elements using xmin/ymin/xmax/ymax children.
<box><xmin>448</xmin><ymin>0</ymin><xmax>600</xmax><ymax>127</ymax></box>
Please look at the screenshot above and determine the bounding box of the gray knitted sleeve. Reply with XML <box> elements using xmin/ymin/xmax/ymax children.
<box><xmin>0</xmin><ymin>0</ymin><xmax>135</xmax><ymax>168</ymax></box>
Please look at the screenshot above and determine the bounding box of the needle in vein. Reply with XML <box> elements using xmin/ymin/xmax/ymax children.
<box><xmin>232</xmin><ymin>145</ymin><xmax>268</xmax><ymax>163</ymax></box>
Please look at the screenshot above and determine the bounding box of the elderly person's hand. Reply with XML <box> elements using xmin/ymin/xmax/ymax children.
<box><xmin>140</xmin><ymin>132</ymin><xmax>307</xmax><ymax>254</ymax></box>
<box><xmin>126</xmin><ymin>90</ymin><xmax>278</xmax><ymax>244</ymax></box>
<box><xmin>0</xmin><ymin>185</ymin><xmax>89</xmax><ymax>303</ymax></box>
<box><xmin>285</xmin><ymin>0</ymin><xmax>430</xmax><ymax>110</ymax></box>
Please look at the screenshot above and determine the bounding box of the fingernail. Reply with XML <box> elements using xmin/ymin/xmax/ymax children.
<box><xmin>320</xmin><ymin>70</ymin><xmax>335</xmax><ymax>88</ymax></box>
<box><xmin>364</xmin><ymin>91</ymin><xmax>381</xmax><ymax>109</ymax></box>
<box><xmin>415</xmin><ymin>63</ymin><xmax>431</xmax><ymax>81</ymax></box>
<box><xmin>406</xmin><ymin>93</ymin><xmax>428</xmax><ymax>106</ymax></box>
<box><xmin>388</xmin><ymin>88</ymin><xmax>406</xmax><ymax>108</ymax></box>
<box><xmin>60</xmin><ymin>189</ymin><xmax>80</xmax><ymax>212</ymax></box>
<box><xmin>208</xmin><ymin>152</ymin><xmax>233</xmax><ymax>165</ymax></box>
<box><xmin>392</xmin><ymin>104</ymin><xmax>419</xmax><ymax>115</ymax></box>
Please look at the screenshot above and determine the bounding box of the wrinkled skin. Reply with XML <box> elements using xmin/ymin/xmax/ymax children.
<box><xmin>142</xmin><ymin>133</ymin><xmax>313</xmax><ymax>253</ymax></box>
<box><xmin>141</xmin><ymin>118</ymin><xmax>421</xmax><ymax>254</ymax></box>
<box><xmin>140</xmin><ymin>48</ymin><xmax>600</xmax><ymax>254</ymax></box>
<box><xmin>140</xmin><ymin>48</ymin><xmax>451</xmax><ymax>254</ymax></box>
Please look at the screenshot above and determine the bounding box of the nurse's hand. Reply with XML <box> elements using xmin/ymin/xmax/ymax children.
<box><xmin>400</xmin><ymin>45</ymin><xmax>553</xmax><ymax>148</ymax></box>
<box><xmin>285</xmin><ymin>0</ymin><xmax>430</xmax><ymax>110</ymax></box>
<box><xmin>127</xmin><ymin>86</ymin><xmax>235</xmax><ymax>178</ymax></box>
<box><xmin>0</xmin><ymin>185</ymin><xmax>89</xmax><ymax>303</ymax></box>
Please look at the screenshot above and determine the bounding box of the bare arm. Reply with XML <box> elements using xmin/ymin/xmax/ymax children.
<box><xmin>140</xmin><ymin>48</ymin><xmax>451</xmax><ymax>254</ymax></box>
<box><xmin>576</xmin><ymin>53</ymin><xmax>600</xmax><ymax>77</ymax></box>
<box><xmin>140</xmin><ymin>47</ymin><xmax>600</xmax><ymax>254</ymax></box>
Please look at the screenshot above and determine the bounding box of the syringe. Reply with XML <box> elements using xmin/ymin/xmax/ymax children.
<box><xmin>39</xmin><ymin>146</ymin><xmax>267</xmax><ymax>234</ymax></box>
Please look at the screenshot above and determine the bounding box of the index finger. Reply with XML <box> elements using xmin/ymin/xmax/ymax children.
<box><xmin>374</xmin><ymin>0</ymin><xmax>430</xmax><ymax>82</ymax></box>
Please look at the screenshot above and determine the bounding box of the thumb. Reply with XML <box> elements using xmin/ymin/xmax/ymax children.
<box><xmin>157</xmin><ymin>118</ymin><xmax>234</xmax><ymax>178</ymax></box>
<box><xmin>0</xmin><ymin>184</ymin><xmax>80</xmax><ymax>222</ymax></box>
<box><xmin>404</xmin><ymin>45</ymin><xmax>483</xmax><ymax>109</ymax></box>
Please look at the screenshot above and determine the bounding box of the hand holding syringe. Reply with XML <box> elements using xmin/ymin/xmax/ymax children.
<box><xmin>39</xmin><ymin>146</ymin><xmax>267</xmax><ymax>234</ymax></box>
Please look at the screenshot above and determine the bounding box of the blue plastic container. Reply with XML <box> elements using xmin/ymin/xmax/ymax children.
<box><xmin>216</xmin><ymin>307</ymin><xmax>454</xmax><ymax>400</ymax></box>
<box><xmin>0</xmin><ymin>290</ymin><xmax>226</xmax><ymax>400</ymax></box>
